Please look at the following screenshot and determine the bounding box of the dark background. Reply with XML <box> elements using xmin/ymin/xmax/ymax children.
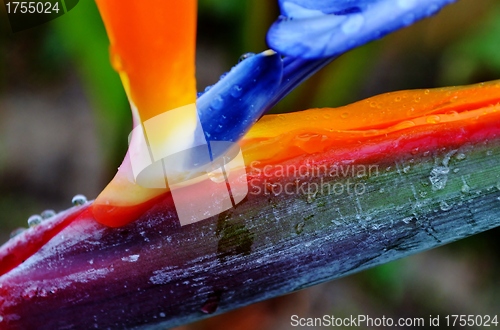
<box><xmin>0</xmin><ymin>0</ymin><xmax>499</xmax><ymax>329</ymax></box>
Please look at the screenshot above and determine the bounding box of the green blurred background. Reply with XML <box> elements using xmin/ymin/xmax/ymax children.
<box><xmin>0</xmin><ymin>0</ymin><xmax>499</xmax><ymax>329</ymax></box>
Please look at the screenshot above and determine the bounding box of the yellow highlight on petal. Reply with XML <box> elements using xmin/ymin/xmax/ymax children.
<box><xmin>144</xmin><ymin>103</ymin><xmax>205</xmax><ymax>162</ymax></box>
<box><xmin>93</xmin><ymin>0</ymin><xmax>198</xmax><ymax>227</ymax></box>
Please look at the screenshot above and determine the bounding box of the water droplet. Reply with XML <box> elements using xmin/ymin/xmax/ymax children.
<box><xmin>238</xmin><ymin>52</ymin><xmax>255</xmax><ymax>62</ymax></box>
<box><xmin>394</xmin><ymin>96</ymin><xmax>402</xmax><ymax>102</ymax></box>
<box><xmin>423</xmin><ymin>151</ymin><xmax>431</xmax><ymax>157</ymax></box>
<box><xmin>41</xmin><ymin>209</ymin><xmax>56</xmax><ymax>219</ymax></box>
<box><xmin>486</xmin><ymin>150</ymin><xmax>493</xmax><ymax>156</ymax></box>
<box><xmin>424</xmin><ymin>89</ymin><xmax>430</xmax><ymax>95</ymax></box>
<box><xmin>0</xmin><ymin>315</ymin><xmax>3</xmax><ymax>322</ymax></box>
<box><xmin>403</xmin><ymin>165</ymin><xmax>411</xmax><ymax>173</ymax></box>
<box><xmin>411</xmin><ymin>148</ymin><xmax>419</xmax><ymax>155</ymax></box>
<box><xmin>426</xmin><ymin>115</ymin><xmax>441</xmax><ymax>124</ymax></box>
<box><xmin>340</xmin><ymin>112</ymin><xmax>349</xmax><ymax>119</ymax></box>
<box><xmin>429</xmin><ymin>166</ymin><xmax>449</xmax><ymax>190</ymax></box>
<box><xmin>341</xmin><ymin>14</ymin><xmax>364</xmax><ymax>35</ymax></box>
<box><xmin>369</xmin><ymin>101</ymin><xmax>377</xmax><ymax>108</ymax></box>
<box><xmin>10</xmin><ymin>227</ymin><xmax>26</xmax><ymax>238</ymax></box>
<box><xmin>379</xmin><ymin>188</ymin><xmax>385</xmax><ymax>193</ymax></box>
<box><xmin>456</xmin><ymin>153</ymin><xmax>466</xmax><ymax>160</ymax></box>
<box><xmin>402</xmin><ymin>217</ymin><xmax>414</xmax><ymax>224</ymax></box>
<box><xmin>439</xmin><ymin>200</ymin><xmax>453</xmax><ymax>211</ymax></box>
<box><xmin>453</xmin><ymin>168</ymin><xmax>460</xmax><ymax>173</ymax></box>
<box><xmin>28</xmin><ymin>215</ymin><xmax>42</xmax><ymax>227</ymax></box>
<box><xmin>159</xmin><ymin>312</ymin><xmax>166</xmax><ymax>318</ymax></box>
<box><xmin>207</xmin><ymin>167</ymin><xmax>226</xmax><ymax>183</ymax></box>
<box><xmin>38</xmin><ymin>289</ymin><xmax>48</xmax><ymax>298</ymax></box>
<box><xmin>461</xmin><ymin>182</ymin><xmax>471</xmax><ymax>194</ymax></box>
<box><xmin>219</xmin><ymin>72</ymin><xmax>228</xmax><ymax>80</ymax></box>
<box><xmin>306</xmin><ymin>193</ymin><xmax>316</xmax><ymax>204</ymax></box>
<box><xmin>22</xmin><ymin>286</ymin><xmax>38</xmax><ymax>300</ymax></box>
<box><xmin>204</xmin><ymin>85</ymin><xmax>212</xmax><ymax>93</ymax></box>
<box><xmin>230</xmin><ymin>85</ymin><xmax>243</xmax><ymax>98</ymax></box>
<box><xmin>295</xmin><ymin>222</ymin><xmax>305</xmax><ymax>234</ymax></box>
<box><xmin>210</xmin><ymin>95</ymin><xmax>224</xmax><ymax>110</ymax></box>
<box><xmin>72</xmin><ymin>194</ymin><xmax>87</xmax><ymax>206</ymax></box>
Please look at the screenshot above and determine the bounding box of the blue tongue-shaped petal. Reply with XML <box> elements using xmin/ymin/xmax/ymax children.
<box><xmin>197</xmin><ymin>50</ymin><xmax>282</xmax><ymax>145</ymax></box>
<box><xmin>268</xmin><ymin>0</ymin><xmax>456</xmax><ymax>59</ymax></box>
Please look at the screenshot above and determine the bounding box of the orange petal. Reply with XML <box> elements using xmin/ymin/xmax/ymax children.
<box><xmin>93</xmin><ymin>0</ymin><xmax>198</xmax><ymax>227</ymax></box>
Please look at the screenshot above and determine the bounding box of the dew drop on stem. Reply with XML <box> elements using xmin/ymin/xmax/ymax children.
<box><xmin>28</xmin><ymin>215</ymin><xmax>42</xmax><ymax>227</ymax></box>
<box><xmin>41</xmin><ymin>209</ymin><xmax>56</xmax><ymax>219</ymax></box>
<box><xmin>72</xmin><ymin>194</ymin><xmax>87</xmax><ymax>206</ymax></box>
<box><xmin>10</xmin><ymin>227</ymin><xmax>26</xmax><ymax>239</ymax></box>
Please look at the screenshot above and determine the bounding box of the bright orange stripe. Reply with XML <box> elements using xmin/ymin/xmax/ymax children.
<box><xmin>241</xmin><ymin>80</ymin><xmax>500</xmax><ymax>166</ymax></box>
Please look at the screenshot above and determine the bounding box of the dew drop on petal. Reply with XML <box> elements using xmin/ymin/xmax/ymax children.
<box><xmin>219</xmin><ymin>72</ymin><xmax>228</xmax><ymax>80</ymax></box>
<box><xmin>41</xmin><ymin>209</ymin><xmax>56</xmax><ymax>219</ymax></box>
<box><xmin>426</xmin><ymin>115</ymin><xmax>441</xmax><ymax>124</ymax></box>
<box><xmin>230</xmin><ymin>85</ymin><xmax>243</xmax><ymax>98</ymax></box>
<box><xmin>210</xmin><ymin>95</ymin><xmax>224</xmax><ymax>110</ymax></box>
<box><xmin>341</xmin><ymin>112</ymin><xmax>349</xmax><ymax>119</ymax></box>
<box><xmin>159</xmin><ymin>312</ymin><xmax>166</xmax><ymax>318</ymax></box>
<box><xmin>72</xmin><ymin>194</ymin><xmax>87</xmax><ymax>206</ymax></box>
<box><xmin>456</xmin><ymin>153</ymin><xmax>466</xmax><ymax>160</ymax></box>
<box><xmin>28</xmin><ymin>215</ymin><xmax>43</xmax><ymax>227</ymax></box>
<box><xmin>238</xmin><ymin>52</ymin><xmax>255</xmax><ymax>62</ymax></box>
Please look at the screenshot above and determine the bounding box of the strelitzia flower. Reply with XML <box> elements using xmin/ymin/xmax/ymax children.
<box><xmin>1</xmin><ymin>0</ymin><xmax>500</xmax><ymax>329</ymax></box>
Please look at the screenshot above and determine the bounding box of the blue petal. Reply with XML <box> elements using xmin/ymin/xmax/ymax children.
<box><xmin>197</xmin><ymin>50</ymin><xmax>283</xmax><ymax>144</ymax></box>
<box><xmin>268</xmin><ymin>0</ymin><xmax>457</xmax><ymax>59</ymax></box>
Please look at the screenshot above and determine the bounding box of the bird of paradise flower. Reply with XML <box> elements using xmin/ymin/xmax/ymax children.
<box><xmin>0</xmin><ymin>0</ymin><xmax>499</xmax><ymax>329</ymax></box>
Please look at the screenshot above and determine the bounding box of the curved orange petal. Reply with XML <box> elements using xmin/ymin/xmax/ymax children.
<box><xmin>93</xmin><ymin>0</ymin><xmax>198</xmax><ymax>227</ymax></box>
